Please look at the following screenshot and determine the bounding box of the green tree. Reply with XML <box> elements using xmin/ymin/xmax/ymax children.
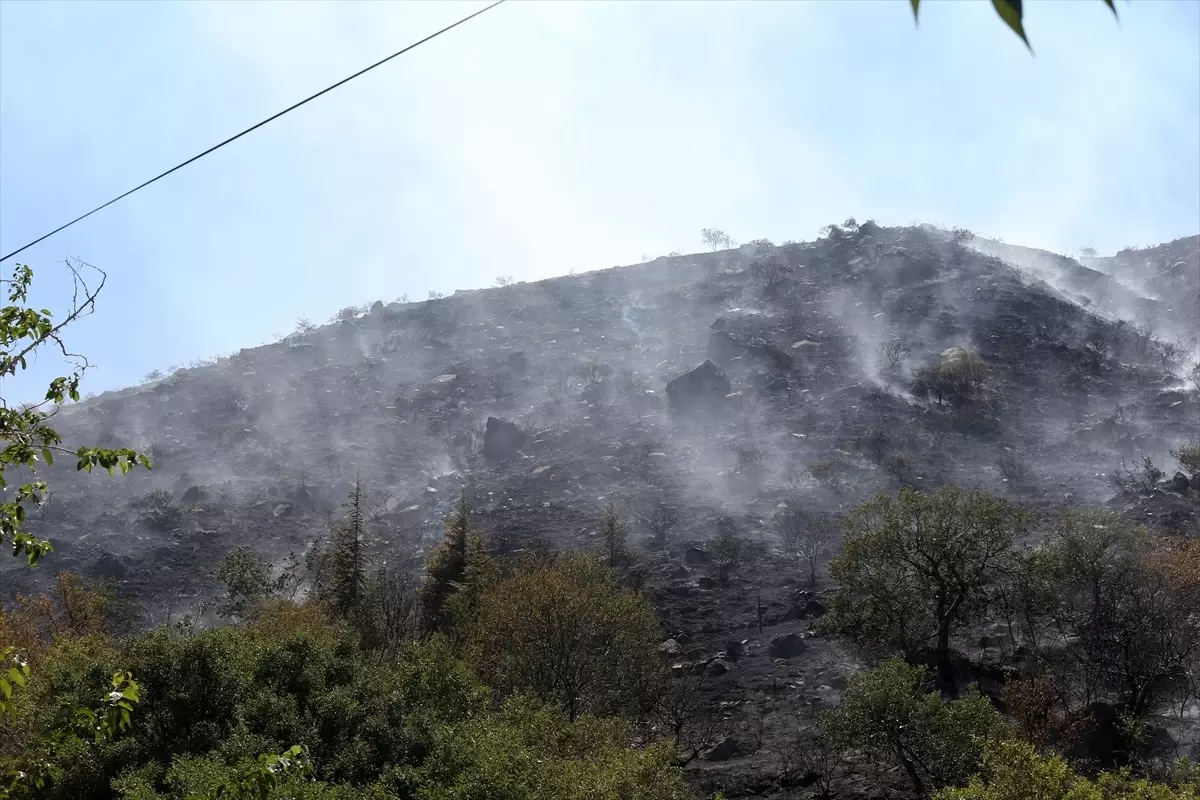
<box><xmin>323</xmin><ymin>478</ymin><xmax>368</xmax><ymax>619</ymax></box>
<box><xmin>1</xmin><ymin>261</ymin><xmax>149</xmax><ymax>565</ymax></box>
<box><xmin>418</xmin><ymin>492</ymin><xmax>484</xmax><ymax>634</ymax></box>
<box><xmin>215</xmin><ymin>547</ymin><xmax>272</xmax><ymax>619</ymax></box>
<box><xmin>468</xmin><ymin>553</ymin><xmax>663</xmax><ymax>721</ymax></box>
<box><xmin>910</xmin><ymin>0</ymin><xmax>1119</xmax><ymax>52</ymax></box>
<box><xmin>820</xmin><ymin>660</ymin><xmax>1008</xmax><ymax>797</ymax></box>
<box><xmin>710</xmin><ymin>528</ymin><xmax>743</xmax><ymax>582</ymax></box>
<box><xmin>825</xmin><ymin>486</ymin><xmax>1028</xmax><ymax>686</ymax></box>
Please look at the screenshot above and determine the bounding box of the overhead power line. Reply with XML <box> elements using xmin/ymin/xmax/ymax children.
<box><xmin>0</xmin><ymin>0</ymin><xmax>507</xmax><ymax>264</ymax></box>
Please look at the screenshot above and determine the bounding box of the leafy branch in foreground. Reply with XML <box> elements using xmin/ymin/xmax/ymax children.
<box><xmin>910</xmin><ymin>0</ymin><xmax>1119</xmax><ymax>52</ymax></box>
<box><xmin>0</xmin><ymin>260</ymin><xmax>150</xmax><ymax>565</ymax></box>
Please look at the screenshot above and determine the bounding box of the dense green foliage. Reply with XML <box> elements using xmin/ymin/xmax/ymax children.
<box><xmin>825</xmin><ymin>486</ymin><xmax>1029</xmax><ymax>680</ymax></box>
<box><xmin>934</xmin><ymin>739</ymin><xmax>1199</xmax><ymax>800</ymax></box>
<box><xmin>0</xmin><ymin>595</ymin><xmax>686</xmax><ymax>800</ymax></box>
<box><xmin>468</xmin><ymin>552</ymin><xmax>662</xmax><ymax>722</ymax></box>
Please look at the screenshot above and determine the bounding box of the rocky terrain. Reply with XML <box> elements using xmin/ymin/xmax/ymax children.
<box><xmin>4</xmin><ymin>221</ymin><xmax>1198</xmax><ymax>796</ymax></box>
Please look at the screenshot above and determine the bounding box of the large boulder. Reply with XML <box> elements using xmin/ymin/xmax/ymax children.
<box><xmin>665</xmin><ymin>361</ymin><xmax>731</xmax><ymax>412</ymax></box>
<box><xmin>704</xmin><ymin>735</ymin><xmax>749</xmax><ymax>762</ymax></box>
<box><xmin>769</xmin><ymin>632</ymin><xmax>808</xmax><ymax>659</ymax></box>
<box><xmin>93</xmin><ymin>551</ymin><xmax>129</xmax><ymax>581</ymax></box>
<box><xmin>706</xmin><ymin>330</ymin><xmax>743</xmax><ymax>365</ymax></box>
<box><xmin>483</xmin><ymin>416</ymin><xmax>526</xmax><ymax>463</ymax></box>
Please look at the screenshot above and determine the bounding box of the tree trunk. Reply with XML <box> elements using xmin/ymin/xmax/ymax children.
<box><xmin>895</xmin><ymin>742</ymin><xmax>927</xmax><ymax>797</ymax></box>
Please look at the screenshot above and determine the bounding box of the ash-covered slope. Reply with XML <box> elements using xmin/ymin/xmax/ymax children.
<box><xmin>5</xmin><ymin>223</ymin><xmax>1198</xmax><ymax>610</ymax></box>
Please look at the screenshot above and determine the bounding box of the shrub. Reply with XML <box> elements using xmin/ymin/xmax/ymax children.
<box><xmin>131</xmin><ymin>489</ymin><xmax>180</xmax><ymax>532</ymax></box>
<box><xmin>1170</xmin><ymin>440</ymin><xmax>1200</xmax><ymax>481</ymax></box>
<box><xmin>775</xmin><ymin>504</ymin><xmax>837</xmax><ymax>586</ymax></box>
<box><xmin>934</xmin><ymin>738</ymin><xmax>1198</xmax><ymax>800</ymax></box>
<box><xmin>711</xmin><ymin>528</ymin><xmax>743</xmax><ymax>581</ymax></box>
<box><xmin>996</xmin><ymin>450</ymin><xmax>1030</xmax><ymax>485</ymax></box>
<box><xmin>876</xmin><ymin>338</ymin><xmax>912</xmax><ymax>374</ymax></box>
<box><xmin>913</xmin><ymin>349</ymin><xmax>991</xmax><ymax>409</ymax></box>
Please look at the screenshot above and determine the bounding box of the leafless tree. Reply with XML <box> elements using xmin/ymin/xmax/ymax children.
<box><xmin>776</xmin><ymin>504</ymin><xmax>838</xmax><ymax>586</ymax></box>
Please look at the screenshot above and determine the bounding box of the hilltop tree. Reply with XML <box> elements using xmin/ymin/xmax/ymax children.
<box><xmin>701</xmin><ymin>228</ymin><xmax>732</xmax><ymax>251</ymax></box>
<box><xmin>825</xmin><ymin>486</ymin><xmax>1029</xmax><ymax>687</ymax></box>
<box><xmin>1</xmin><ymin>261</ymin><xmax>149</xmax><ymax>565</ymax></box>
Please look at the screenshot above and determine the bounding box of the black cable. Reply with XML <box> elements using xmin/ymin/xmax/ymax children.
<box><xmin>0</xmin><ymin>0</ymin><xmax>507</xmax><ymax>264</ymax></box>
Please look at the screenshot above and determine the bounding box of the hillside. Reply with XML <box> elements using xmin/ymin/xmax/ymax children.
<box><xmin>4</xmin><ymin>222</ymin><xmax>1198</xmax><ymax>795</ymax></box>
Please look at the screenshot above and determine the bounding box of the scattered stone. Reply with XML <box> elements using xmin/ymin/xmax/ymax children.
<box><xmin>1165</xmin><ymin>472</ymin><xmax>1190</xmax><ymax>493</ymax></box>
<box><xmin>706</xmin><ymin>658</ymin><xmax>735</xmax><ymax>677</ymax></box>
<box><xmin>782</xmin><ymin>599</ymin><xmax>826</xmax><ymax>621</ymax></box>
<box><xmin>769</xmin><ymin>632</ymin><xmax>808</xmax><ymax>659</ymax></box>
<box><xmin>696</xmin><ymin>576</ymin><xmax>718</xmax><ymax>590</ymax></box>
<box><xmin>273</xmin><ymin>503</ymin><xmax>293</xmax><ymax>518</ymax></box>
<box><xmin>658</xmin><ymin>639</ymin><xmax>683</xmax><ymax>657</ymax></box>
<box><xmin>684</xmin><ymin>547</ymin><xmax>713</xmax><ymax>566</ymax></box>
<box><xmin>723</xmin><ymin>640</ymin><xmax>746</xmax><ymax>661</ymax></box>
<box><xmin>669</xmin><ymin>565</ymin><xmax>691</xmax><ymax>580</ymax></box>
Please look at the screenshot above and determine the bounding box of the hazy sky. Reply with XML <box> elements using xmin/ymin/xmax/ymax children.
<box><xmin>1</xmin><ymin>0</ymin><xmax>1197</xmax><ymax>398</ymax></box>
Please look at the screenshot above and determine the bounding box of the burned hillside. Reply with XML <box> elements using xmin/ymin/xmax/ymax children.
<box><xmin>7</xmin><ymin>223</ymin><xmax>1197</xmax><ymax>608</ymax></box>
<box><xmin>4</xmin><ymin>221</ymin><xmax>1200</xmax><ymax>796</ymax></box>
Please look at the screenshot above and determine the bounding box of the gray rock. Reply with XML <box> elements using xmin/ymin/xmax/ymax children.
<box><xmin>658</xmin><ymin>639</ymin><xmax>683</xmax><ymax>657</ymax></box>
<box><xmin>93</xmin><ymin>551</ymin><xmax>128</xmax><ymax>580</ymax></box>
<box><xmin>1165</xmin><ymin>472</ymin><xmax>1190</xmax><ymax>493</ymax></box>
<box><xmin>706</xmin><ymin>658</ymin><xmax>734</xmax><ymax>677</ymax></box>
<box><xmin>665</xmin><ymin>361</ymin><xmax>731</xmax><ymax>412</ymax></box>
<box><xmin>482</xmin><ymin>416</ymin><xmax>526</xmax><ymax>463</ymax></box>
<box><xmin>769</xmin><ymin>632</ymin><xmax>808</xmax><ymax>659</ymax></box>
<box><xmin>684</xmin><ymin>547</ymin><xmax>713</xmax><ymax>566</ymax></box>
<box><xmin>704</xmin><ymin>735</ymin><xmax>747</xmax><ymax>762</ymax></box>
<box><xmin>180</xmin><ymin>485</ymin><xmax>208</xmax><ymax>505</ymax></box>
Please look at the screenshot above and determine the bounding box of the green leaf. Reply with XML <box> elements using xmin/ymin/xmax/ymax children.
<box><xmin>7</xmin><ymin>667</ymin><xmax>25</xmax><ymax>687</ymax></box>
<box><xmin>910</xmin><ymin>0</ymin><xmax>920</xmax><ymax>21</ymax></box>
<box><xmin>1101</xmin><ymin>0</ymin><xmax>1117</xmax><ymax>15</ymax></box>
<box><xmin>41</xmin><ymin>447</ymin><xmax>52</xmax><ymax>466</ymax></box>
<box><xmin>991</xmin><ymin>0</ymin><xmax>1032</xmax><ymax>50</ymax></box>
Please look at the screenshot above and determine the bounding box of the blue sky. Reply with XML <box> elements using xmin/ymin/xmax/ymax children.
<box><xmin>1</xmin><ymin>0</ymin><xmax>1197</xmax><ymax>400</ymax></box>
